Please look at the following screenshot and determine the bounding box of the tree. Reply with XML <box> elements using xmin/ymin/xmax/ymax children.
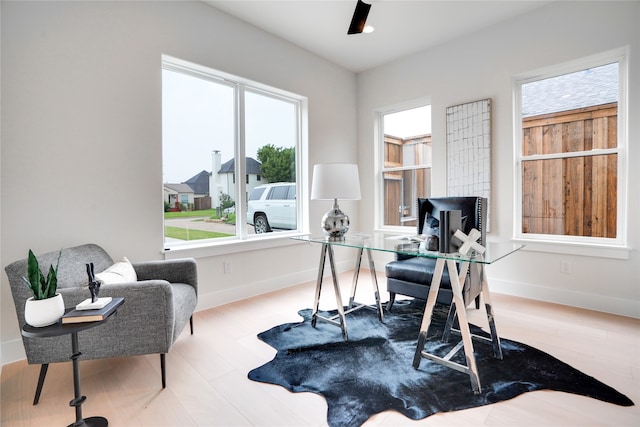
<box><xmin>219</xmin><ymin>192</ymin><xmax>235</xmax><ymax>211</ymax></box>
<box><xmin>257</xmin><ymin>144</ymin><xmax>295</xmax><ymax>183</ymax></box>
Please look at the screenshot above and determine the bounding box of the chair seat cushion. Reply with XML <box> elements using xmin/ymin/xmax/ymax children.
<box><xmin>385</xmin><ymin>257</ymin><xmax>452</xmax><ymax>289</ymax></box>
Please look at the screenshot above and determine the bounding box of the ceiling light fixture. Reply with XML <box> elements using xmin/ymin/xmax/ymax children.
<box><xmin>347</xmin><ymin>0</ymin><xmax>372</xmax><ymax>35</ymax></box>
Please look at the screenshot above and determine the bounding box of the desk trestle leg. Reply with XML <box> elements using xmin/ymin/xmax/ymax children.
<box><xmin>479</xmin><ymin>263</ymin><xmax>502</xmax><ymax>359</ymax></box>
<box><xmin>442</xmin><ymin>263</ymin><xmax>503</xmax><ymax>360</ymax></box>
<box><xmin>311</xmin><ymin>244</ymin><xmax>349</xmax><ymax>340</ymax></box>
<box><xmin>413</xmin><ymin>258</ymin><xmax>503</xmax><ymax>395</ymax></box>
<box><xmin>347</xmin><ymin>248</ymin><xmax>384</xmax><ymax>322</ymax></box>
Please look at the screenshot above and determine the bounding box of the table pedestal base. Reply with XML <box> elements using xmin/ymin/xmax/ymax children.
<box><xmin>69</xmin><ymin>332</ymin><xmax>109</xmax><ymax>426</ymax></box>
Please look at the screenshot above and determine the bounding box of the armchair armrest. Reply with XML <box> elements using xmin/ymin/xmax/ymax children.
<box><xmin>55</xmin><ymin>280</ymin><xmax>179</xmax><ymax>357</ymax></box>
<box><xmin>132</xmin><ymin>258</ymin><xmax>198</xmax><ymax>294</ymax></box>
<box><xmin>58</xmin><ymin>280</ymin><xmax>173</xmax><ymax>311</ymax></box>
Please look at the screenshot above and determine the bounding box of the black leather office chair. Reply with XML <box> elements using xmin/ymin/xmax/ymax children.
<box><xmin>385</xmin><ymin>197</ymin><xmax>487</xmax><ymax>311</ymax></box>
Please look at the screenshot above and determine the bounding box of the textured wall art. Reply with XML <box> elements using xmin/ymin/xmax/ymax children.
<box><xmin>446</xmin><ymin>98</ymin><xmax>491</xmax><ymax>229</ymax></box>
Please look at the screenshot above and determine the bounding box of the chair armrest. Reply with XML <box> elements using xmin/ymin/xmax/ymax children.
<box><xmin>56</xmin><ymin>280</ymin><xmax>179</xmax><ymax>357</ymax></box>
<box><xmin>132</xmin><ymin>258</ymin><xmax>198</xmax><ymax>294</ymax></box>
<box><xmin>58</xmin><ymin>280</ymin><xmax>174</xmax><ymax>310</ymax></box>
<box><xmin>396</xmin><ymin>253</ymin><xmax>416</xmax><ymax>261</ymax></box>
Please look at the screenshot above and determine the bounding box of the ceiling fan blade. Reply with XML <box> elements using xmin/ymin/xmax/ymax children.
<box><xmin>347</xmin><ymin>0</ymin><xmax>371</xmax><ymax>35</ymax></box>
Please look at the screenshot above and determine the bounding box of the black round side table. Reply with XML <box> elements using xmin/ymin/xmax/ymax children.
<box><xmin>22</xmin><ymin>299</ymin><xmax>123</xmax><ymax>427</ymax></box>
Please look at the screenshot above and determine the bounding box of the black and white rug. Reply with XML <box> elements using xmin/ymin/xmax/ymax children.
<box><xmin>248</xmin><ymin>299</ymin><xmax>633</xmax><ymax>427</ymax></box>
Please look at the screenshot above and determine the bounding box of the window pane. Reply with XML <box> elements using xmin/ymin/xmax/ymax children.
<box><xmin>522</xmin><ymin>63</ymin><xmax>618</xmax><ymax>156</ymax></box>
<box><xmin>384</xmin><ymin>133</ymin><xmax>432</xmax><ymax>166</ymax></box>
<box><xmin>381</xmin><ymin>106</ymin><xmax>432</xmax><ymax>228</ymax></box>
<box><xmin>382</xmin><ymin>169</ymin><xmax>431</xmax><ymax>226</ymax></box>
<box><xmin>245</xmin><ymin>90</ymin><xmax>298</xmax><ymax>234</ymax></box>
<box><xmin>522</xmin><ymin>154</ymin><xmax>617</xmax><ymax>237</ymax></box>
<box><xmin>519</xmin><ymin>60</ymin><xmax>619</xmax><ymax>240</ymax></box>
<box><xmin>162</xmin><ymin>68</ymin><xmax>236</xmax><ymax>243</ymax></box>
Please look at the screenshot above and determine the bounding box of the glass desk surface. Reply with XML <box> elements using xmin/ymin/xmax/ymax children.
<box><xmin>292</xmin><ymin>232</ymin><xmax>523</xmax><ymax>264</ymax></box>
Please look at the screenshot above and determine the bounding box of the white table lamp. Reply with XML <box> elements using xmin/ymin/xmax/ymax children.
<box><xmin>311</xmin><ymin>163</ymin><xmax>361</xmax><ymax>240</ymax></box>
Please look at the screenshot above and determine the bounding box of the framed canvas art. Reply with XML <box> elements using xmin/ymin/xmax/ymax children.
<box><xmin>446</xmin><ymin>98</ymin><xmax>491</xmax><ymax>229</ymax></box>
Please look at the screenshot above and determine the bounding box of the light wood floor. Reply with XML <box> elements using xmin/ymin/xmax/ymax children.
<box><xmin>2</xmin><ymin>270</ymin><xmax>639</xmax><ymax>426</ymax></box>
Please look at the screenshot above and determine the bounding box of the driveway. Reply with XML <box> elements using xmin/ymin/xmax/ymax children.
<box><xmin>164</xmin><ymin>217</ymin><xmax>256</xmax><ymax>235</ymax></box>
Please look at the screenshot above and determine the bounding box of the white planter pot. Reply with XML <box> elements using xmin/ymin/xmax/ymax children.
<box><xmin>24</xmin><ymin>293</ymin><xmax>65</xmax><ymax>327</ymax></box>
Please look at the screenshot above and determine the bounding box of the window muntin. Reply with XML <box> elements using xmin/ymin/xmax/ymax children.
<box><xmin>162</xmin><ymin>58</ymin><xmax>305</xmax><ymax>248</ymax></box>
<box><xmin>515</xmin><ymin>55</ymin><xmax>625</xmax><ymax>246</ymax></box>
<box><xmin>379</xmin><ymin>105</ymin><xmax>432</xmax><ymax>228</ymax></box>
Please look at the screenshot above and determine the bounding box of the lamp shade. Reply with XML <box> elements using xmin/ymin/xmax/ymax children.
<box><xmin>311</xmin><ymin>163</ymin><xmax>361</xmax><ymax>201</ymax></box>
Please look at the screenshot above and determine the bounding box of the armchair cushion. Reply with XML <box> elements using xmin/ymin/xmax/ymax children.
<box><xmin>95</xmin><ymin>256</ymin><xmax>137</xmax><ymax>284</ymax></box>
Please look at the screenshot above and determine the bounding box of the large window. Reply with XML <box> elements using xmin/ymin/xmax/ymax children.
<box><xmin>514</xmin><ymin>51</ymin><xmax>627</xmax><ymax>247</ymax></box>
<box><xmin>379</xmin><ymin>105</ymin><xmax>432</xmax><ymax>228</ymax></box>
<box><xmin>162</xmin><ymin>56</ymin><xmax>305</xmax><ymax>249</ymax></box>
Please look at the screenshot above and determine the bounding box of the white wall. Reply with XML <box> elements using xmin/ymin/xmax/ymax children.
<box><xmin>357</xmin><ymin>1</ymin><xmax>640</xmax><ymax>317</ymax></box>
<box><xmin>0</xmin><ymin>1</ymin><xmax>358</xmax><ymax>364</ymax></box>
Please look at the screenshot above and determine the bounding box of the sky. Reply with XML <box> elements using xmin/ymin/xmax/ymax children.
<box><xmin>383</xmin><ymin>105</ymin><xmax>432</xmax><ymax>139</ymax></box>
<box><xmin>162</xmin><ymin>69</ymin><xmax>296</xmax><ymax>183</ymax></box>
<box><xmin>163</xmin><ymin>68</ymin><xmax>431</xmax><ymax>183</ymax></box>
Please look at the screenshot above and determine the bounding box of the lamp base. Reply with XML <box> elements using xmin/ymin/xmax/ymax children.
<box><xmin>321</xmin><ymin>201</ymin><xmax>350</xmax><ymax>240</ymax></box>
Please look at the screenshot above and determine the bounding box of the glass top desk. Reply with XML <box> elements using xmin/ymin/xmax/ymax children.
<box><xmin>292</xmin><ymin>232</ymin><xmax>523</xmax><ymax>394</ymax></box>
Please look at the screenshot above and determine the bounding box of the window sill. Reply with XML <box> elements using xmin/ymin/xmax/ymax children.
<box><xmin>163</xmin><ymin>232</ymin><xmax>304</xmax><ymax>260</ymax></box>
<box><xmin>512</xmin><ymin>239</ymin><xmax>631</xmax><ymax>260</ymax></box>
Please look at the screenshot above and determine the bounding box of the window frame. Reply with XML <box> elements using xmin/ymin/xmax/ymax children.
<box><xmin>513</xmin><ymin>48</ymin><xmax>629</xmax><ymax>255</ymax></box>
<box><xmin>162</xmin><ymin>55</ymin><xmax>309</xmax><ymax>255</ymax></box>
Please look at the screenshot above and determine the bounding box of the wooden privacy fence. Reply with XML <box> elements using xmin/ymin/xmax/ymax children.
<box><xmin>522</xmin><ymin>103</ymin><xmax>617</xmax><ymax>238</ymax></box>
<box><xmin>384</xmin><ymin>134</ymin><xmax>431</xmax><ymax>226</ymax></box>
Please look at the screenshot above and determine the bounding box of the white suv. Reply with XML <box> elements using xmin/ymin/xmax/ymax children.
<box><xmin>247</xmin><ymin>183</ymin><xmax>296</xmax><ymax>233</ymax></box>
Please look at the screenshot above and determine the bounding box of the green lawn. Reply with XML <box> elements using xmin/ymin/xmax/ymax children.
<box><xmin>164</xmin><ymin>226</ymin><xmax>232</xmax><ymax>240</ymax></box>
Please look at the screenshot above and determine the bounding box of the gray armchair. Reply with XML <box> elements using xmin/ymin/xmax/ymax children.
<box><xmin>385</xmin><ymin>197</ymin><xmax>487</xmax><ymax>311</ymax></box>
<box><xmin>4</xmin><ymin>243</ymin><xmax>198</xmax><ymax>404</ymax></box>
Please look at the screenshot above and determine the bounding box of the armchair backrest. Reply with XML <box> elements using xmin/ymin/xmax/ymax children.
<box><xmin>417</xmin><ymin>197</ymin><xmax>488</xmax><ymax>246</ymax></box>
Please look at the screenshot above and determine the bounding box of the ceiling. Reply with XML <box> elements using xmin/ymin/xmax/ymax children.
<box><xmin>204</xmin><ymin>1</ymin><xmax>552</xmax><ymax>73</ymax></box>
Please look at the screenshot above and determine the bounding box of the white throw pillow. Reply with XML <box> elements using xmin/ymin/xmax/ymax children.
<box><xmin>95</xmin><ymin>257</ymin><xmax>137</xmax><ymax>284</ymax></box>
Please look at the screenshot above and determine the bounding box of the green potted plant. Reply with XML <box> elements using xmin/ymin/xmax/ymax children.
<box><xmin>22</xmin><ymin>249</ymin><xmax>65</xmax><ymax>327</ymax></box>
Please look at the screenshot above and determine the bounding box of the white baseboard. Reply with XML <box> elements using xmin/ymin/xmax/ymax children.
<box><xmin>490</xmin><ymin>278</ymin><xmax>640</xmax><ymax>319</ymax></box>
<box><xmin>196</xmin><ymin>259</ymin><xmax>355</xmax><ymax>311</ymax></box>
